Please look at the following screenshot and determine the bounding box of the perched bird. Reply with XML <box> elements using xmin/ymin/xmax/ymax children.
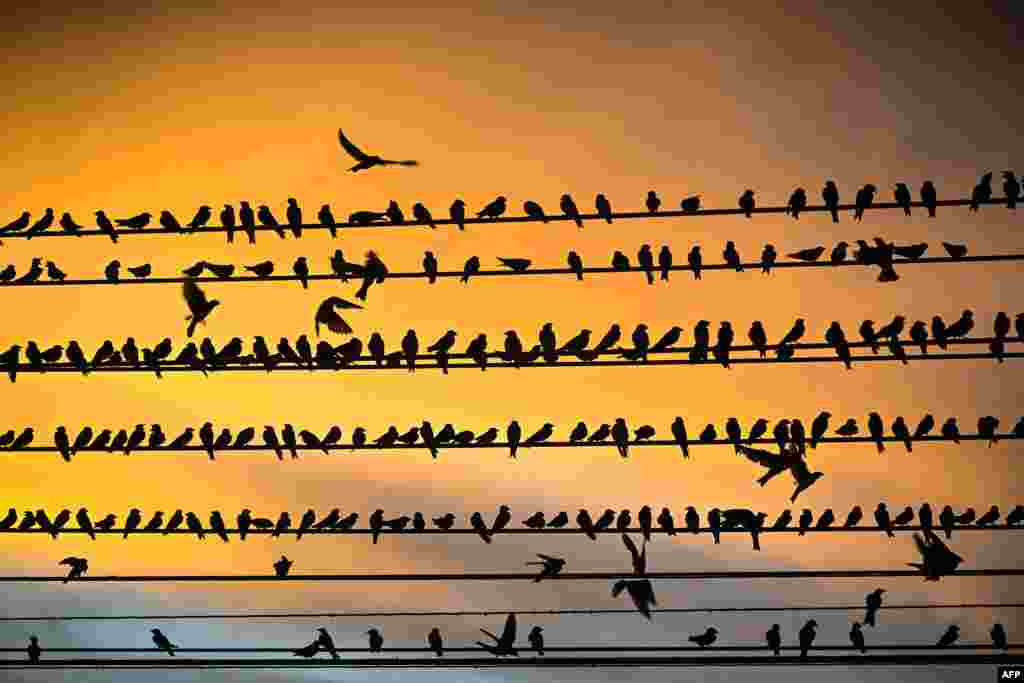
<box><xmin>921</xmin><ymin>181</ymin><xmax>938</xmax><ymax>217</ymax></box>
<box><xmin>723</xmin><ymin>241</ymin><xmax>743</xmax><ymax>271</ymax></box>
<box><xmin>567</xmin><ymin>251</ymin><xmax>584</xmax><ymax>280</ymax></box>
<box><xmin>680</xmin><ymin>195</ymin><xmax>700</xmax><ymax>212</ymax></box>
<box><xmin>937</xmin><ymin>625</ymin><xmax>960</xmax><ymax>648</ymax></box>
<box><xmin>688</xmin><ymin>245</ymin><xmax>702</xmax><ymax>280</ymax></box>
<box><xmin>470</xmin><ymin>512</ymin><xmax>492</xmax><ymax>544</ymax></box>
<box><xmin>689</xmin><ymin>627</ymin><xmax>718</xmax><ymax>648</ymax></box>
<box><xmin>461</xmin><ymin>255</ymin><xmax>480</xmax><ymax>283</ymax></box>
<box><xmin>60</xmin><ymin>212</ymin><xmax>83</xmax><ymax>236</ymax></box>
<box><xmin>612</xmin><ymin>250</ymin><xmax>630</xmax><ymax>270</ymax></box>
<box><xmin>637</xmin><ymin>244</ymin><xmax>655</xmax><ymax>284</ymax></box>
<box><xmin>976</xmin><ymin>505</ymin><xmax>1000</xmax><ymax>526</ymax></box>
<box><xmin>45</xmin><ymin>261</ymin><xmax>66</xmax><ymax>282</ymax></box>
<box><xmin>894</xmin><ymin>182</ymin><xmax>912</xmax><ymax>215</ymax></box>
<box><xmin>596</xmin><ymin>194</ymin><xmax>613</xmax><ymax>223</ymax></box>
<box><xmin>992</xmin><ymin>623</ymin><xmax>1008</xmax><ymax>650</ymax></box>
<box><xmin>787</xmin><ymin>188</ymin><xmax>807</xmax><ymax>219</ymax></box>
<box><xmin>338</xmin><ymin>128</ymin><xmax>418</xmax><ymax>172</ymax></box>
<box><xmin>151</xmin><ymin>629</ymin><xmax>178</xmax><ymax>656</ymax></box>
<box><xmin>449</xmin><ymin>199</ymin><xmax>466</xmax><ymax>231</ymax></box>
<box><xmin>1</xmin><ymin>211</ymin><xmax>32</xmax><ymax>237</ymax></box>
<box><xmin>767</xmin><ymin>624</ymin><xmax>782</xmax><ymax>656</ymax></box>
<box><xmin>528</xmin><ymin>626</ymin><xmax>544</xmax><ymax>655</ymax></box>
<box><xmin>844</xmin><ymin>506</ymin><xmax>863</xmax><ymax>528</ymax></box>
<box><xmin>854</xmin><ymin>184</ymin><xmax>876</xmax><ymax>221</ymax></box>
<box><xmin>788</xmin><ymin>246</ymin><xmax>825</xmax><ymax>262</ymax></box>
<box><xmin>428</xmin><ymin>627</ymin><xmax>444</xmax><ymax>657</ymax></box>
<box><xmin>646</xmin><ymin>190</ymin><xmax>661</xmax><ymax>213</ymax></box>
<box><xmin>292</xmin><ymin>640</ymin><xmax>319</xmax><ymax>658</ymax></box>
<box><xmin>658</xmin><ymin>245</ymin><xmax>673</xmax><ymax>280</ymax></box>
<box><xmin>970</xmin><ymin>172</ymin><xmax>992</xmax><ymax>211</ymax></box>
<box><xmin>433</xmin><ymin>513</ymin><xmax>455</xmax><ymax>530</ymax></box>
<box><xmin>413</xmin><ymin>202</ymin><xmax>436</xmax><ymax>229</ymax></box>
<box><xmin>865</xmin><ymin>588</ymin><xmax>885</xmax><ymax>627</ymax></box>
<box><xmin>941</xmin><ymin>417</ymin><xmax>960</xmax><ymax>443</ymax></box>
<box><xmin>59</xmin><ymin>556</ymin><xmax>88</xmax><ymax>583</ymax></box>
<box><xmin>822</xmin><ymin>181</ymin><xmax>840</xmax><ymax>222</ymax></box>
<box><xmin>498</xmin><ymin>257</ymin><xmax>531</xmax><ymax>272</ymax></box>
<box><xmin>875</xmin><ymin>503</ymin><xmax>894</xmax><ymax>538</ymax></box>
<box><xmin>850</xmin><ymin>622</ymin><xmax>867</xmax><ymax>653</ymax></box>
<box><xmin>798</xmin><ymin>619</ymin><xmax>818</xmax><ymax>659</ymax></box>
<box><xmin>523</xmin><ymin>200</ymin><xmax>548</xmax><ymax>223</ymax></box>
<box><xmin>561</xmin><ymin>194</ymin><xmax>583</xmax><ymax>228</ymax></box>
<box><xmin>477</xmin><ymin>196</ymin><xmax>507</xmax><ymax>220</ymax></box>
<box><xmin>526</xmin><ymin>553</ymin><xmax>566</xmax><ymax>582</ymax></box>
<box><xmin>27</xmin><ymin>635</ymin><xmax>41</xmax><ymax>663</ymax></box>
<box><xmin>738</xmin><ymin>189</ymin><xmax>755</xmax><ymax>217</ymax></box>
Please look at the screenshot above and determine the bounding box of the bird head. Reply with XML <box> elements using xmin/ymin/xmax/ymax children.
<box><xmin>209</xmin><ymin>300</ymin><xmax>221</xmax><ymax>310</ymax></box>
<box><xmin>708</xmin><ymin>627</ymin><xmax>719</xmax><ymax>634</ymax></box>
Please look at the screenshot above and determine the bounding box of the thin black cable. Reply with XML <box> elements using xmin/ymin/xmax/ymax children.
<box><xmin>2</xmin><ymin>525</ymin><xmax>1019</xmax><ymax>537</ymax></box>
<box><xmin>5</xmin><ymin>253</ymin><xmax>1024</xmax><ymax>289</ymax></box>
<box><xmin>2</xmin><ymin>432</ymin><xmax>1021</xmax><ymax>457</ymax></box>
<box><xmin>4</xmin><ymin>336</ymin><xmax>1022</xmax><ymax>378</ymax></box>
<box><xmin>3</xmin><ymin>569</ymin><xmax>1022</xmax><ymax>582</ymax></box>
<box><xmin>0</xmin><ymin>644</ymin><xmax>1017</xmax><ymax>654</ymax></box>
<box><xmin>2</xmin><ymin>602</ymin><xmax>1020</xmax><ymax>622</ymax></box>
<box><xmin>0</xmin><ymin>654</ymin><xmax>1014</xmax><ymax>668</ymax></box>
<box><xmin>0</xmin><ymin>195</ymin><xmax>1017</xmax><ymax>241</ymax></box>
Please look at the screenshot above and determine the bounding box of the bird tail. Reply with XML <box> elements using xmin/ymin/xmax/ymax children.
<box><xmin>186</xmin><ymin>318</ymin><xmax>198</xmax><ymax>338</ymax></box>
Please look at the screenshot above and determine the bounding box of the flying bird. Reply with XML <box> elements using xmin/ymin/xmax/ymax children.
<box><xmin>59</xmin><ymin>556</ymin><xmax>88</xmax><ymax>583</ymax></box>
<box><xmin>314</xmin><ymin>297</ymin><xmax>362</xmax><ymax>336</ymax></box>
<box><xmin>526</xmin><ymin>553</ymin><xmax>566</xmax><ymax>582</ymax></box>
<box><xmin>182</xmin><ymin>279</ymin><xmax>220</xmax><ymax>338</ymax></box>
<box><xmin>337</xmin><ymin>128</ymin><xmax>418</xmax><ymax>172</ymax></box>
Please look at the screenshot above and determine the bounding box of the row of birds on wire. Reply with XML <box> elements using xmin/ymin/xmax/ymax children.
<box><xmin>13</xmin><ymin>612</ymin><xmax>1015</xmax><ymax>664</ymax></box>
<box><xmin>1</xmin><ymin>309</ymin><xmax>1018</xmax><ymax>382</ymax></box>
<box><xmin>0</xmin><ymin>237</ymin><xmax>979</xmax><ymax>290</ymax></box>
<box><xmin>0</xmin><ymin>171</ymin><xmax>1020</xmax><ymax>245</ymax></box>
<box><xmin>11</xmin><ymin>501</ymin><xmax>1020</xmax><ymax>548</ymax></box>
<box><xmin>6</xmin><ymin>411</ymin><xmax>1022</xmax><ymax>460</ymax></box>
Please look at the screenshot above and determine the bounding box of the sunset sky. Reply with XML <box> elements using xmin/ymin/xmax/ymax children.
<box><xmin>1</xmin><ymin>1</ymin><xmax>1023</xmax><ymax>681</ymax></box>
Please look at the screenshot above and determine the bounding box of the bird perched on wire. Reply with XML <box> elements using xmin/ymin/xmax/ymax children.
<box><xmin>937</xmin><ymin>625</ymin><xmax>960</xmax><ymax>648</ymax></box>
<box><xmin>1003</xmin><ymin>171</ymin><xmax>1019</xmax><ymax>209</ymax></box>
<box><xmin>428</xmin><ymin>627</ymin><xmax>444</xmax><ymax>656</ymax></box>
<box><xmin>970</xmin><ymin>172</ymin><xmax>992</xmax><ymax>211</ymax></box>
<box><xmin>182</xmin><ymin>279</ymin><xmax>220</xmax><ymax>338</ymax></box>
<box><xmin>689</xmin><ymin>627</ymin><xmax>718</xmax><ymax>648</ymax></box>
<box><xmin>526</xmin><ymin>553</ymin><xmax>566</xmax><ymax>582</ymax></box>
<box><xmin>314</xmin><ymin>297</ymin><xmax>362</xmax><ymax>336</ymax></box>
<box><xmin>786</xmin><ymin>188</ymin><xmax>806</xmax><ymax>219</ymax></box>
<box><xmin>528</xmin><ymin>626</ymin><xmax>544</xmax><ymax>655</ymax></box>
<box><xmin>788</xmin><ymin>246</ymin><xmax>825</xmax><ymax>262</ymax></box>
<box><xmin>523</xmin><ymin>200</ymin><xmax>548</xmax><ymax>223</ymax></box>
<box><xmin>822</xmin><ymin>181</ymin><xmax>840</xmax><ymax>222</ymax></box>
<box><xmin>680</xmin><ymin>195</ymin><xmax>700</xmax><ymax>212</ymax></box>
<box><xmin>646</xmin><ymin>190</ymin><xmax>661</xmax><ymax>213</ymax></box>
<box><xmin>738</xmin><ymin>189</ymin><xmax>755</xmax><ymax>217</ymax></box>
<box><xmin>561</xmin><ymin>194</ymin><xmax>583</xmax><ymax>227</ymax></box>
<box><xmin>894</xmin><ymin>182</ymin><xmax>912</xmax><ymax>215</ymax></box>
<box><xmin>337</xmin><ymin>128</ymin><xmax>418</xmax><ymax>172</ymax></box>
<box><xmin>864</xmin><ymin>588</ymin><xmax>885</xmax><ymax>626</ymax></box>
<box><xmin>59</xmin><ymin>556</ymin><xmax>88</xmax><ymax>583</ymax></box>
<box><xmin>151</xmin><ymin>628</ymin><xmax>178</xmax><ymax>656</ymax></box>
<box><xmin>498</xmin><ymin>257</ymin><xmax>531</xmax><ymax>272</ymax></box>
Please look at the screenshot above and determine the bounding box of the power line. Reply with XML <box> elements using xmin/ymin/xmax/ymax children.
<box><xmin>3</xmin><ymin>524</ymin><xmax>1019</xmax><ymax>537</ymax></box>
<box><xmin>3</xmin><ymin>602</ymin><xmax>1020</xmax><ymax>622</ymax></box>
<box><xmin>0</xmin><ymin>644</ymin><xmax>1018</xmax><ymax>654</ymax></box>
<box><xmin>4</xmin><ymin>338</ymin><xmax>1021</xmax><ymax>379</ymax></box>
<box><xmin>0</xmin><ymin>654</ymin><xmax>1014</xmax><ymax>668</ymax></box>
<box><xmin>0</xmin><ymin>194</ymin><xmax>1018</xmax><ymax>242</ymax></box>
<box><xmin>4</xmin><ymin>569</ymin><xmax>1023</xmax><ymax>583</ymax></box>
<box><xmin>5</xmin><ymin>253</ymin><xmax>1023</xmax><ymax>289</ymax></box>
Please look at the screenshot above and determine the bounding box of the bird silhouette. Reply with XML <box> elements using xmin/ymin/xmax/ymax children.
<box><xmin>723</xmin><ymin>241</ymin><xmax>743</xmax><ymax>271</ymax></box>
<box><xmin>992</xmin><ymin>623</ymin><xmax>1008</xmax><ymax>650</ymax></box>
<box><xmin>646</xmin><ymin>190</ymin><xmax>661</xmax><ymax>213</ymax></box>
<box><xmin>547</xmin><ymin>511</ymin><xmax>569</xmax><ymax>528</ymax></box>
<box><xmin>788</xmin><ymin>246</ymin><xmax>825</xmax><ymax>262</ymax></box>
<box><xmin>689</xmin><ymin>627</ymin><xmax>718</xmax><ymax>648</ymax></box>
<box><xmin>1</xmin><ymin>211</ymin><xmax>32</xmax><ymax>237</ymax></box>
<box><xmin>477</xmin><ymin>613</ymin><xmax>517</xmax><ymax>656</ymax></box>
<box><xmin>338</xmin><ymin>128</ymin><xmax>418</xmax><ymax>172</ymax></box>
<box><xmin>822</xmin><ymin>181</ymin><xmax>840</xmax><ymax>222</ymax></box>
<box><xmin>477</xmin><ymin>196</ymin><xmax>507</xmax><ymax>220</ymax></box>
<box><xmin>941</xmin><ymin>417</ymin><xmax>960</xmax><ymax>443</ymax></box>
<box><xmin>767</xmin><ymin>624</ymin><xmax>782</xmax><ymax>656</ymax></box>
<box><xmin>59</xmin><ymin>556</ymin><xmax>88</xmax><ymax>583</ymax></box>
<box><xmin>970</xmin><ymin>172</ymin><xmax>992</xmax><ymax>211</ymax></box>
<box><xmin>894</xmin><ymin>182</ymin><xmax>912</xmax><ymax>215</ymax></box>
<box><xmin>470</xmin><ymin>512</ymin><xmax>492</xmax><ymax>543</ymax></box>
<box><xmin>433</xmin><ymin>513</ymin><xmax>455</xmax><ymax>530</ymax></box>
<box><xmin>739</xmin><ymin>189</ymin><xmax>755</xmax><ymax>217</ymax></box>
<box><xmin>920</xmin><ymin>181</ymin><xmax>938</xmax><ymax>216</ymax></box>
<box><xmin>577</xmin><ymin>509</ymin><xmax>597</xmax><ymax>541</ymax></box>
<box><xmin>612</xmin><ymin>250</ymin><xmax>630</xmax><ymax>270</ymax></box>
<box><xmin>292</xmin><ymin>639</ymin><xmax>319</xmax><ymax>658</ymax></box>
<box><xmin>680</xmin><ymin>195</ymin><xmax>701</xmax><ymax>212</ymax></box>
<box><xmin>566</xmin><ymin>250</ymin><xmax>584</xmax><ymax>281</ymax></box>
<box><xmin>59</xmin><ymin>212</ymin><xmax>83</xmax><ymax>236</ymax></box>
<box><xmin>182</xmin><ymin>279</ymin><xmax>220</xmax><ymax>338</ymax></box>
<box><xmin>596</xmin><ymin>194</ymin><xmax>612</xmax><ymax>223</ymax></box>
<box><xmin>761</xmin><ymin>244</ymin><xmax>777</xmax><ymax>274</ymax></box>
<box><xmin>843</xmin><ymin>505</ymin><xmax>863</xmax><ymax>528</ymax></box>
<box><xmin>687</xmin><ymin>246</ymin><xmax>702</xmax><ymax>280</ymax></box>
<box><xmin>523</xmin><ymin>200</ymin><xmax>548</xmax><ymax>223</ymax></box>
<box><xmin>412</xmin><ymin>202</ymin><xmax>436</xmax><ymax>229</ymax></box>
<box><xmin>498</xmin><ymin>257</ymin><xmax>531</xmax><ymax>272</ymax></box>
<box><xmin>854</xmin><ymin>184</ymin><xmax>876</xmax><ymax>221</ymax></box>
<box><xmin>976</xmin><ymin>505</ymin><xmax>1000</xmax><ymax>526</ymax></box>
<box><xmin>787</xmin><ymin>188</ymin><xmax>806</xmax><ymax>219</ymax></box>
<box><xmin>526</xmin><ymin>553</ymin><xmax>566</xmax><ymax>582</ymax></box>
<box><xmin>461</xmin><ymin>256</ymin><xmax>480</xmax><ymax>283</ymax></box>
<box><xmin>428</xmin><ymin>627</ymin><xmax>445</xmax><ymax>657</ymax></box>
<box><xmin>561</xmin><ymin>194</ymin><xmax>583</xmax><ymax>227</ymax></box>
<box><xmin>909</xmin><ymin>529</ymin><xmax>965</xmax><ymax>581</ymax></box>
<box><xmin>798</xmin><ymin>619</ymin><xmax>817</xmax><ymax>659</ymax></box>
<box><xmin>314</xmin><ymin>297</ymin><xmax>362</xmax><ymax>336</ymax></box>
<box><xmin>850</xmin><ymin>622</ymin><xmax>867</xmax><ymax>653</ymax></box>
<box><xmin>937</xmin><ymin>625</ymin><xmax>960</xmax><ymax>648</ymax></box>
<box><xmin>1004</xmin><ymin>172</ymin><xmax>1019</xmax><ymax>209</ymax></box>
<box><xmin>45</xmin><ymin>261</ymin><xmax>65</xmax><ymax>282</ymax></box>
<box><xmin>864</xmin><ymin>588</ymin><xmax>885</xmax><ymax>627</ymax></box>
<box><xmin>448</xmin><ymin>198</ymin><xmax>466</xmax><ymax>231</ymax></box>
<box><xmin>151</xmin><ymin>629</ymin><xmax>177</xmax><ymax>656</ymax></box>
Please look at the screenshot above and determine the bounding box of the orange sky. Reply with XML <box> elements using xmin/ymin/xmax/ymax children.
<box><xmin>0</xmin><ymin>1</ymin><xmax>1022</xmax><ymax>678</ymax></box>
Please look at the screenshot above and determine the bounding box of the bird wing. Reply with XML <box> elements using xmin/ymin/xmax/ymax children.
<box><xmin>182</xmin><ymin>279</ymin><xmax>209</xmax><ymax>314</ymax></box>
<box><xmin>621</xmin><ymin>533</ymin><xmax>640</xmax><ymax>568</ymax></box>
<box><xmin>337</xmin><ymin>129</ymin><xmax>370</xmax><ymax>161</ymax></box>
<box><xmin>736</xmin><ymin>444</ymin><xmax>781</xmax><ymax>467</ymax></box>
<box><xmin>58</xmin><ymin>557</ymin><xmax>78</xmax><ymax>565</ymax></box>
<box><xmin>500</xmin><ymin>613</ymin><xmax>516</xmax><ymax>646</ymax></box>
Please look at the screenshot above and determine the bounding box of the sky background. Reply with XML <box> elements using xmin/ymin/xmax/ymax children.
<box><xmin>1</xmin><ymin>0</ymin><xmax>1023</xmax><ymax>680</ymax></box>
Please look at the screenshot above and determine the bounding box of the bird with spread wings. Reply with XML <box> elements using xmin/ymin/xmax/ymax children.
<box><xmin>477</xmin><ymin>613</ymin><xmax>518</xmax><ymax>656</ymax></box>
<box><xmin>338</xmin><ymin>129</ymin><xmax>419</xmax><ymax>172</ymax></box>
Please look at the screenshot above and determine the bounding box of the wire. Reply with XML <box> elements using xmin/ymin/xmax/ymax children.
<box><xmin>0</xmin><ymin>195</ymin><xmax>1017</xmax><ymax>242</ymax></box>
<box><xmin>3</xmin><ymin>432</ymin><xmax>1020</xmax><ymax>457</ymax></box>
<box><xmin>0</xmin><ymin>654</ymin><xmax>1014</xmax><ymax>668</ymax></box>
<box><xmin>5</xmin><ymin>253</ymin><xmax>1024</xmax><ymax>289</ymax></box>
<box><xmin>3</xmin><ymin>524</ymin><xmax>1019</xmax><ymax>537</ymax></box>
<box><xmin>2</xmin><ymin>602</ymin><xmax>1020</xmax><ymax>622</ymax></box>
<box><xmin>4</xmin><ymin>336</ymin><xmax>1022</xmax><ymax>378</ymax></box>
<box><xmin>4</xmin><ymin>569</ymin><xmax>1023</xmax><ymax>583</ymax></box>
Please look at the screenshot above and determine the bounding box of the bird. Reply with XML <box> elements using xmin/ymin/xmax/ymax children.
<box><xmin>894</xmin><ymin>182</ymin><xmax>912</xmax><ymax>215</ymax></box>
<box><xmin>317</xmin><ymin>203</ymin><xmax>338</xmax><ymax>238</ymax></box>
<box><xmin>976</xmin><ymin>505</ymin><xmax>1000</xmax><ymax>526</ymax></box>
<box><xmin>920</xmin><ymin>181</ymin><xmax>938</xmax><ymax>216</ymax></box>
<box><xmin>822</xmin><ymin>181</ymin><xmax>840</xmax><ymax>222</ymax></box>
<box><xmin>689</xmin><ymin>627</ymin><xmax>718</xmax><ymax>648</ymax></box>
<box><xmin>428</xmin><ymin>627</ymin><xmax>445</xmax><ymax>657</ymax></box>
<box><xmin>788</xmin><ymin>246</ymin><xmax>825</xmax><ymax>262</ymax></box>
<box><xmin>567</xmin><ymin>250</ymin><xmax>584</xmax><ymax>280</ymax></box>
<box><xmin>937</xmin><ymin>625</ymin><xmax>960</xmax><ymax>648</ymax></box>
<box><xmin>844</xmin><ymin>506</ymin><xmax>863</xmax><ymax>528</ymax></box>
<box><xmin>892</xmin><ymin>417</ymin><xmax>912</xmax><ymax>452</ymax></box>
<box><xmin>854</xmin><ymin>184</ymin><xmax>876</xmax><ymax>221</ymax></box>
<box><xmin>766</xmin><ymin>624</ymin><xmax>782</xmax><ymax>656</ymax></box>
<box><xmin>992</xmin><ymin>623</ymin><xmax>1008</xmax><ymax>650</ymax></box>
<box><xmin>547</xmin><ymin>511</ymin><xmax>568</xmax><ymax>528</ymax></box>
<box><xmin>470</xmin><ymin>512</ymin><xmax>492</xmax><ymax>544</ymax></box>
<box><xmin>941</xmin><ymin>417</ymin><xmax>960</xmax><ymax>443</ymax></box>
<box><xmin>561</xmin><ymin>194</ymin><xmax>583</xmax><ymax>227</ymax></box>
<box><xmin>723</xmin><ymin>241</ymin><xmax>743</xmax><ymax>271</ymax></box>
<box><xmin>523</xmin><ymin>200</ymin><xmax>547</xmax><ymax>223</ymax></box>
<box><xmin>127</xmin><ymin>263</ymin><xmax>151</xmax><ymax>279</ymax></box>
<box><xmin>413</xmin><ymin>202</ymin><xmax>436</xmax><ymax>229</ymax></box>
<box><xmin>850</xmin><ymin>622</ymin><xmax>867</xmax><ymax>654</ymax></box>
<box><xmin>875</xmin><ymin>503</ymin><xmax>894</xmax><ymax>538</ymax></box>
<box><xmin>612</xmin><ymin>250</ymin><xmax>630</xmax><ymax>270</ymax></box>
<box><xmin>449</xmin><ymin>199</ymin><xmax>466</xmax><ymax>230</ymax></box>
<box><xmin>527</xmin><ymin>625</ymin><xmax>544</xmax><ymax>656</ymax></box>
<box><xmin>945</xmin><ymin>309</ymin><xmax>974</xmax><ymax>339</ymax></box>
<box><xmin>182</xmin><ymin>279</ymin><xmax>220</xmax><ymax>338</ymax></box>
<box><xmin>292</xmin><ymin>257</ymin><xmax>310</xmax><ymax>289</ymax></box>
<box><xmin>646</xmin><ymin>190</ymin><xmax>661</xmax><ymax>213</ymax></box>
<box><xmin>612</xmin><ymin>418</ymin><xmax>630</xmax><ymax>458</ymax></box>
<box><xmin>461</xmin><ymin>255</ymin><xmax>480</xmax><ymax>283</ymax></box>
<box><xmin>787</xmin><ymin>188</ymin><xmax>807</xmax><ymax>219</ymax></box>
<box><xmin>498</xmin><ymin>257</ymin><xmax>531</xmax><ymax>272</ymax></box>
<box><xmin>314</xmin><ymin>297</ymin><xmax>362</xmax><ymax>336</ymax></box>
<box><xmin>59</xmin><ymin>556</ymin><xmax>88</xmax><ymax>583</ymax></box>
<box><xmin>1</xmin><ymin>210</ymin><xmax>32</xmax><ymax>237</ymax></box>
<box><xmin>687</xmin><ymin>245</ymin><xmax>702</xmax><ymax>280</ymax></box>
<box><xmin>158</xmin><ymin>210</ymin><xmax>183</xmax><ymax>233</ymax></box>
<box><xmin>76</xmin><ymin>508</ymin><xmax>95</xmax><ymax>540</ymax></box>
<box><xmin>970</xmin><ymin>172</ymin><xmax>992</xmax><ymax>211</ymax></box>
<box><xmin>909</xmin><ymin>529</ymin><xmax>965</xmax><ymax>581</ymax></box>
<box><xmin>1005</xmin><ymin>171</ymin><xmax>1020</xmax><ymax>209</ymax></box>
<box><xmin>151</xmin><ymin>629</ymin><xmax>178</xmax><ymax>656</ymax></box>
<box><xmin>637</xmin><ymin>244</ymin><xmax>655</xmax><ymax>284</ymax></box>
<box><xmin>477</xmin><ymin>613</ymin><xmax>517</xmax><ymax>656</ymax></box>
<box><xmin>738</xmin><ymin>189</ymin><xmax>755</xmax><ymax>217</ymax></box>
<box><xmin>292</xmin><ymin>639</ymin><xmax>319</xmax><ymax>658</ymax></box>
<box><xmin>617</xmin><ymin>509</ymin><xmax>632</xmax><ymax>532</ymax></box>
<box><xmin>45</xmin><ymin>261</ymin><xmax>66</xmax><ymax>281</ymax></box>
<box><xmin>59</xmin><ymin>212</ymin><xmax>84</xmax><ymax>236</ymax></box>
<box><xmin>779</xmin><ymin>319</ymin><xmax>805</xmax><ymax>347</ymax></box>
<box><xmin>865</xmin><ymin>588</ymin><xmax>885</xmax><ymax>626</ymax></box>
<box><xmin>477</xmin><ymin>196</ymin><xmax>507</xmax><ymax>220</ymax></box>
<box><xmin>798</xmin><ymin>619</ymin><xmax>817</xmax><ymax>659</ymax></box>
<box><xmin>432</xmin><ymin>513</ymin><xmax>455</xmax><ymax>530</ymax></box>
<box><xmin>680</xmin><ymin>195</ymin><xmax>700</xmax><ymax>212</ymax></box>
<box><xmin>526</xmin><ymin>553</ymin><xmax>566</xmax><ymax>582</ymax></box>
<box><xmin>337</xmin><ymin>128</ymin><xmax>418</xmax><ymax>172</ymax></box>
<box><xmin>612</xmin><ymin>577</ymin><xmax>657</xmax><ymax>620</ymax></box>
